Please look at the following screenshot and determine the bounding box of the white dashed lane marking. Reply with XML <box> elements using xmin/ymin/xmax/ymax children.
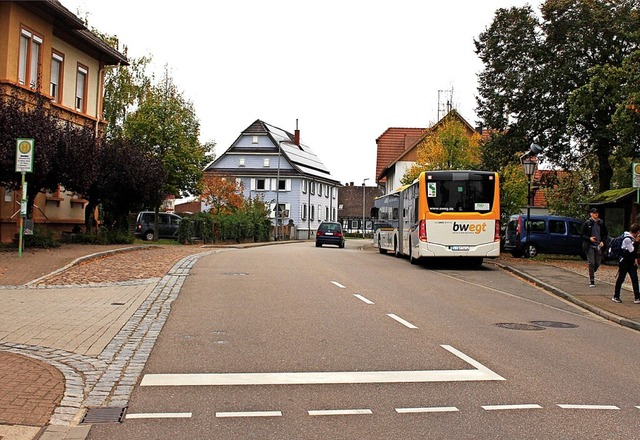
<box><xmin>126</xmin><ymin>412</ymin><xmax>192</xmax><ymax>419</ymax></box>
<box><xmin>308</xmin><ymin>409</ymin><xmax>373</xmax><ymax>416</ymax></box>
<box><xmin>557</xmin><ymin>404</ymin><xmax>619</xmax><ymax>410</ymax></box>
<box><xmin>482</xmin><ymin>404</ymin><xmax>543</xmax><ymax>411</ymax></box>
<box><xmin>387</xmin><ymin>313</ymin><xmax>418</xmax><ymax>329</ymax></box>
<box><xmin>215</xmin><ymin>411</ymin><xmax>282</xmax><ymax>418</ymax></box>
<box><xmin>396</xmin><ymin>407</ymin><xmax>459</xmax><ymax>414</ymax></box>
<box><xmin>353</xmin><ymin>294</ymin><xmax>374</xmax><ymax>304</ymax></box>
<box><xmin>331</xmin><ymin>281</ymin><xmax>346</xmax><ymax>288</ymax></box>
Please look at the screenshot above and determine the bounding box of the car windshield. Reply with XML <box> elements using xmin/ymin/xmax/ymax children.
<box><xmin>321</xmin><ymin>223</ymin><xmax>341</xmax><ymax>232</ymax></box>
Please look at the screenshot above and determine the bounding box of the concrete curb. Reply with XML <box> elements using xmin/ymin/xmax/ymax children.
<box><xmin>494</xmin><ymin>262</ymin><xmax>640</xmax><ymax>332</ymax></box>
<box><xmin>24</xmin><ymin>246</ymin><xmax>159</xmax><ymax>287</ymax></box>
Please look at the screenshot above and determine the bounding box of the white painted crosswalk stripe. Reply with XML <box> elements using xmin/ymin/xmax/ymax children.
<box><xmin>140</xmin><ymin>345</ymin><xmax>505</xmax><ymax>386</ymax></box>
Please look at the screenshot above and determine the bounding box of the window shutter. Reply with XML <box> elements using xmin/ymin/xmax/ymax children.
<box><xmin>269</xmin><ymin>203</ymin><xmax>275</xmax><ymax>218</ymax></box>
<box><xmin>285</xmin><ymin>179</ymin><xmax>291</xmax><ymax>191</ymax></box>
<box><xmin>250</xmin><ymin>179</ymin><xmax>256</xmax><ymax>190</ymax></box>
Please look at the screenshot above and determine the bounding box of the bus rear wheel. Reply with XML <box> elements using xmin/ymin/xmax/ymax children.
<box><xmin>378</xmin><ymin>235</ymin><xmax>387</xmax><ymax>254</ymax></box>
<box><xmin>409</xmin><ymin>240</ymin><xmax>419</xmax><ymax>265</ymax></box>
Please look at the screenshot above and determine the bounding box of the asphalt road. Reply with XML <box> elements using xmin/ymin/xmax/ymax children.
<box><xmin>88</xmin><ymin>240</ymin><xmax>640</xmax><ymax>439</ymax></box>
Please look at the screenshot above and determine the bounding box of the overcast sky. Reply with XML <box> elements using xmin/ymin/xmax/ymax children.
<box><xmin>62</xmin><ymin>0</ymin><xmax>535</xmax><ymax>185</ymax></box>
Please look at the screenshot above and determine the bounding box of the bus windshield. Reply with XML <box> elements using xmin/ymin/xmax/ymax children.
<box><xmin>425</xmin><ymin>171</ymin><xmax>495</xmax><ymax>213</ymax></box>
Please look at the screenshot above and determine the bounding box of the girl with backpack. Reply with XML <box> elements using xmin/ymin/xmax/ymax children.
<box><xmin>612</xmin><ymin>223</ymin><xmax>640</xmax><ymax>304</ymax></box>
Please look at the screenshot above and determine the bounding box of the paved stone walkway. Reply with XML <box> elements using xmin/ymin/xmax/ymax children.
<box><xmin>0</xmin><ymin>244</ymin><xmax>216</xmax><ymax>439</ymax></box>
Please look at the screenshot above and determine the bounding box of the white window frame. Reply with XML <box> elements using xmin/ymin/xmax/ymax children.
<box><xmin>310</xmin><ymin>205</ymin><xmax>315</xmax><ymax>221</ymax></box>
<box><xmin>263</xmin><ymin>158</ymin><xmax>270</xmax><ymax>167</ymax></box>
<box><xmin>76</xmin><ymin>64</ymin><xmax>88</xmax><ymax>112</ymax></box>
<box><xmin>19</xmin><ymin>29</ymin><xmax>42</xmax><ymax>89</ymax></box>
<box><xmin>302</xmin><ymin>180</ymin><xmax>307</xmax><ymax>194</ymax></box>
<box><xmin>239</xmin><ymin>157</ymin><xmax>245</xmax><ymax>167</ymax></box>
<box><xmin>252</xmin><ymin>135</ymin><xmax>259</xmax><ymax>144</ymax></box>
<box><xmin>301</xmin><ymin>203</ymin><xmax>307</xmax><ymax>220</ymax></box>
<box><xmin>50</xmin><ymin>52</ymin><xmax>63</xmax><ymax>102</ymax></box>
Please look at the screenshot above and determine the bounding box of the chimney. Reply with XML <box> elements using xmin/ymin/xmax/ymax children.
<box><xmin>294</xmin><ymin>118</ymin><xmax>300</xmax><ymax>145</ymax></box>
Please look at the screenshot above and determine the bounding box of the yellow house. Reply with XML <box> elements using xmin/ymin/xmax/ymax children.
<box><xmin>0</xmin><ymin>0</ymin><xmax>127</xmax><ymax>243</ymax></box>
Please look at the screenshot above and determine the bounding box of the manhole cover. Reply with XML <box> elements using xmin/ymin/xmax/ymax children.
<box><xmin>530</xmin><ymin>321</ymin><xmax>578</xmax><ymax>329</ymax></box>
<box><xmin>223</xmin><ymin>272</ymin><xmax>249</xmax><ymax>276</ymax></box>
<box><xmin>494</xmin><ymin>323</ymin><xmax>545</xmax><ymax>331</ymax></box>
<box><xmin>80</xmin><ymin>407</ymin><xmax>127</xmax><ymax>424</ymax></box>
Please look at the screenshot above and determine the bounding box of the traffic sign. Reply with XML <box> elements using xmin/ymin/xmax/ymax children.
<box><xmin>16</xmin><ymin>138</ymin><xmax>34</xmax><ymax>173</ymax></box>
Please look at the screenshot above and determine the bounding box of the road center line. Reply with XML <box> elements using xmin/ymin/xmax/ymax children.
<box><xmin>126</xmin><ymin>412</ymin><xmax>192</xmax><ymax>419</ymax></box>
<box><xmin>215</xmin><ymin>411</ymin><xmax>282</xmax><ymax>418</ymax></box>
<box><xmin>354</xmin><ymin>294</ymin><xmax>374</xmax><ymax>304</ymax></box>
<box><xmin>387</xmin><ymin>313</ymin><xmax>418</xmax><ymax>329</ymax></box>
<box><xmin>140</xmin><ymin>345</ymin><xmax>505</xmax><ymax>386</ymax></box>
<box><xmin>331</xmin><ymin>281</ymin><xmax>346</xmax><ymax>289</ymax></box>
<box><xmin>482</xmin><ymin>404</ymin><xmax>542</xmax><ymax>411</ymax></box>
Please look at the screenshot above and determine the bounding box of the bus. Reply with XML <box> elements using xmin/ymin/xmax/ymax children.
<box><xmin>372</xmin><ymin>170</ymin><xmax>500</xmax><ymax>265</ymax></box>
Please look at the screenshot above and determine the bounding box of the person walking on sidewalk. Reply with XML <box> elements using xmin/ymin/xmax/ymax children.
<box><xmin>581</xmin><ymin>207</ymin><xmax>608</xmax><ymax>287</ymax></box>
<box><xmin>612</xmin><ymin>223</ymin><xmax>640</xmax><ymax>304</ymax></box>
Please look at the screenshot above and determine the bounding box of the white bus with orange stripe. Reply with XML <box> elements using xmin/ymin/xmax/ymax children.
<box><xmin>373</xmin><ymin>170</ymin><xmax>501</xmax><ymax>266</ymax></box>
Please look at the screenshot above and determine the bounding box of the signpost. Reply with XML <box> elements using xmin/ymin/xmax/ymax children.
<box><xmin>15</xmin><ymin>138</ymin><xmax>34</xmax><ymax>257</ymax></box>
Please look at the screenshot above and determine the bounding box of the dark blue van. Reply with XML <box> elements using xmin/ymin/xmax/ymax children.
<box><xmin>503</xmin><ymin>214</ymin><xmax>586</xmax><ymax>259</ymax></box>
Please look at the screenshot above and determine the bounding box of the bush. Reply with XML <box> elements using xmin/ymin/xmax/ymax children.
<box><xmin>24</xmin><ymin>227</ymin><xmax>60</xmax><ymax>249</ymax></box>
<box><xmin>178</xmin><ymin>212</ymin><xmax>214</xmax><ymax>244</ymax></box>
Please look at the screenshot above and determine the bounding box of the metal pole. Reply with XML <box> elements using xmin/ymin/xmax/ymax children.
<box><xmin>275</xmin><ymin>141</ymin><xmax>281</xmax><ymax>241</ymax></box>
<box><xmin>526</xmin><ymin>180</ymin><xmax>531</xmax><ymax>258</ymax></box>
<box><xmin>362</xmin><ymin>178</ymin><xmax>369</xmax><ymax>238</ymax></box>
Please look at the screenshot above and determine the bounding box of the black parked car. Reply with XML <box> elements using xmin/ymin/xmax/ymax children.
<box><xmin>315</xmin><ymin>221</ymin><xmax>345</xmax><ymax>248</ymax></box>
<box><xmin>134</xmin><ymin>211</ymin><xmax>182</xmax><ymax>241</ymax></box>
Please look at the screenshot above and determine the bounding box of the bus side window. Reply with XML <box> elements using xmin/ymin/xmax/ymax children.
<box><xmin>414</xmin><ymin>197</ymin><xmax>419</xmax><ymax>223</ymax></box>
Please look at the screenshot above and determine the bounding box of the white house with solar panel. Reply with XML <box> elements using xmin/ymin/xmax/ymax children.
<box><xmin>204</xmin><ymin>120</ymin><xmax>341</xmax><ymax>240</ymax></box>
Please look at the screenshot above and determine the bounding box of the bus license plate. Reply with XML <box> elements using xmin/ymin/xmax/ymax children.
<box><xmin>451</xmin><ymin>245</ymin><xmax>470</xmax><ymax>251</ymax></box>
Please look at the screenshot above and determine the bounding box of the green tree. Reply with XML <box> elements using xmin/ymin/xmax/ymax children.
<box><xmin>498</xmin><ymin>162</ymin><xmax>528</xmax><ymax>225</ymax></box>
<box><xmin>475</xmin><ymin>0</ymin><xmax>640</xmax><ymax>191</ymax></box>
<box><xmin>124</xmin><ymin>68</ymin><xmax>208</xmax><ymax>200</ymax></box>
<box><xmin>401</xmin><ymin>116</ymin><xmax>482</xmax><ymax>185</ymax></box>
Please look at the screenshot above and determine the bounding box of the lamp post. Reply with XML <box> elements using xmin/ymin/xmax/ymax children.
<box><xmin>275</xmin><ymin>140</ymin><xmax>285</xmax><ymax>241</ymax></box>
<box><xmin>362</xmin><ymin>178</ymin><xmax>370</xmax><ymax>238</ymax></box>
<box><xmin>522</xmin><ymin>157</ymin><xmax>537</xmax><ymax>257</ymax></box>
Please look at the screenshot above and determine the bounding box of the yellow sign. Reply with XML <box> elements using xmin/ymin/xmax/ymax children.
<box><xmin>15</xmin><ymin>138</ymin><xmax>34</xmax><ymax>173</ymax></box>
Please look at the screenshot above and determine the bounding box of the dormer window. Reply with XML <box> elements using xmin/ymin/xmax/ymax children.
<box><xmin>263</xmin><ymin>158</ymin><xmax>270</xmax><ymax>167</ymax></box>
<box><xmin>239</xmin><ymin>158</ymin><xmax>245</xmax><ymax>167</ymax></box>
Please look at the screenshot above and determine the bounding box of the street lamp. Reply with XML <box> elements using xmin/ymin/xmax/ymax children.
<box><xmin>362</xmin><ymin>178</ymin><xmax>370</xmax><ymax>238</ymax></box>
<box><xmin>521</xmin><ymin>150</ymin><xmax>539</xmax><ymax>258</ymax></box>
<box><xmin>275</xmin><ymin>140</ymin><xmax>286</xmax><ymax>241</ymax></box>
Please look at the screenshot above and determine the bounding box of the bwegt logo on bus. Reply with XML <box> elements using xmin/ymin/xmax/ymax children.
<box><xmin>452</xmin><ymin>222</ymin><xmax>487</xmax><ymax>234</ymax></box>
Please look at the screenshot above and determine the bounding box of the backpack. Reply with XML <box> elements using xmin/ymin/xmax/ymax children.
<box><xmin>606</xmin><ymin>233</ymin><xmax>626</xmax><ymax>260</ymax></box>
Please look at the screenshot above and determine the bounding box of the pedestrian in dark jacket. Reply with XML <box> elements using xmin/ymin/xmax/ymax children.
<box><xmin>581</xmin><ymin>207</ymin><xmax>608</xmax><ymax>287</ymax></box>
<box><xmin>612</xmin><ymin>223</ymin><xmax>640</xmax><ymax>304</ymax></box>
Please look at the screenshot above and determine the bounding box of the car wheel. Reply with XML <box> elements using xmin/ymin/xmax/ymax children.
<box><xmin>339</xmin><ymin>241</ymin><xmax>345</xmax><ymax>248</ymax></box>
<box><xmin>144</xmin><ymin>231</ymin><xmax>155</xmax><ymax>241</ymax></box>
<box><xmin>525</xmin><ymin>243</ymin><xmax>538</xmax><ymax>258</ymax></box>
<box><xmin>316</xmin><ymin>242</ymin><xmax>321</xmax><ymax>247</ymax></box>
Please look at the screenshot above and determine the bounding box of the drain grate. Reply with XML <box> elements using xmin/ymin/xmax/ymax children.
<box><xmin>80</xmin><ymin>407</ymin><xmax>127</xmax><ymax>424</ymax></box>
<box><xmin>530</xmin><ymin>321</ymin><xmax>578</xmax><ymax>329</ymax></box>
<box><xmin>494</xmin><ymin>323</ymin><xmax>545</xmax><ymax>331</ymax></box>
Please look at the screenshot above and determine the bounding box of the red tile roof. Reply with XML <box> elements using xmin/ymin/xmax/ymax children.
<box><xmin>375</xmin><ymin>128</ymin><xmax>425</xmax><ymax>183</ymax></box>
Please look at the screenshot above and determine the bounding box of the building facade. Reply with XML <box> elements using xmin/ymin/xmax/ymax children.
<box><xmin>205</xmin><ymin>120</ymin><xmax>341</xmax><ymax>240</ymax></box>
<box><xmin>0</xmin><ymin>0</ymin><xmax>127</xmax><ymax>243</ymax></box>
